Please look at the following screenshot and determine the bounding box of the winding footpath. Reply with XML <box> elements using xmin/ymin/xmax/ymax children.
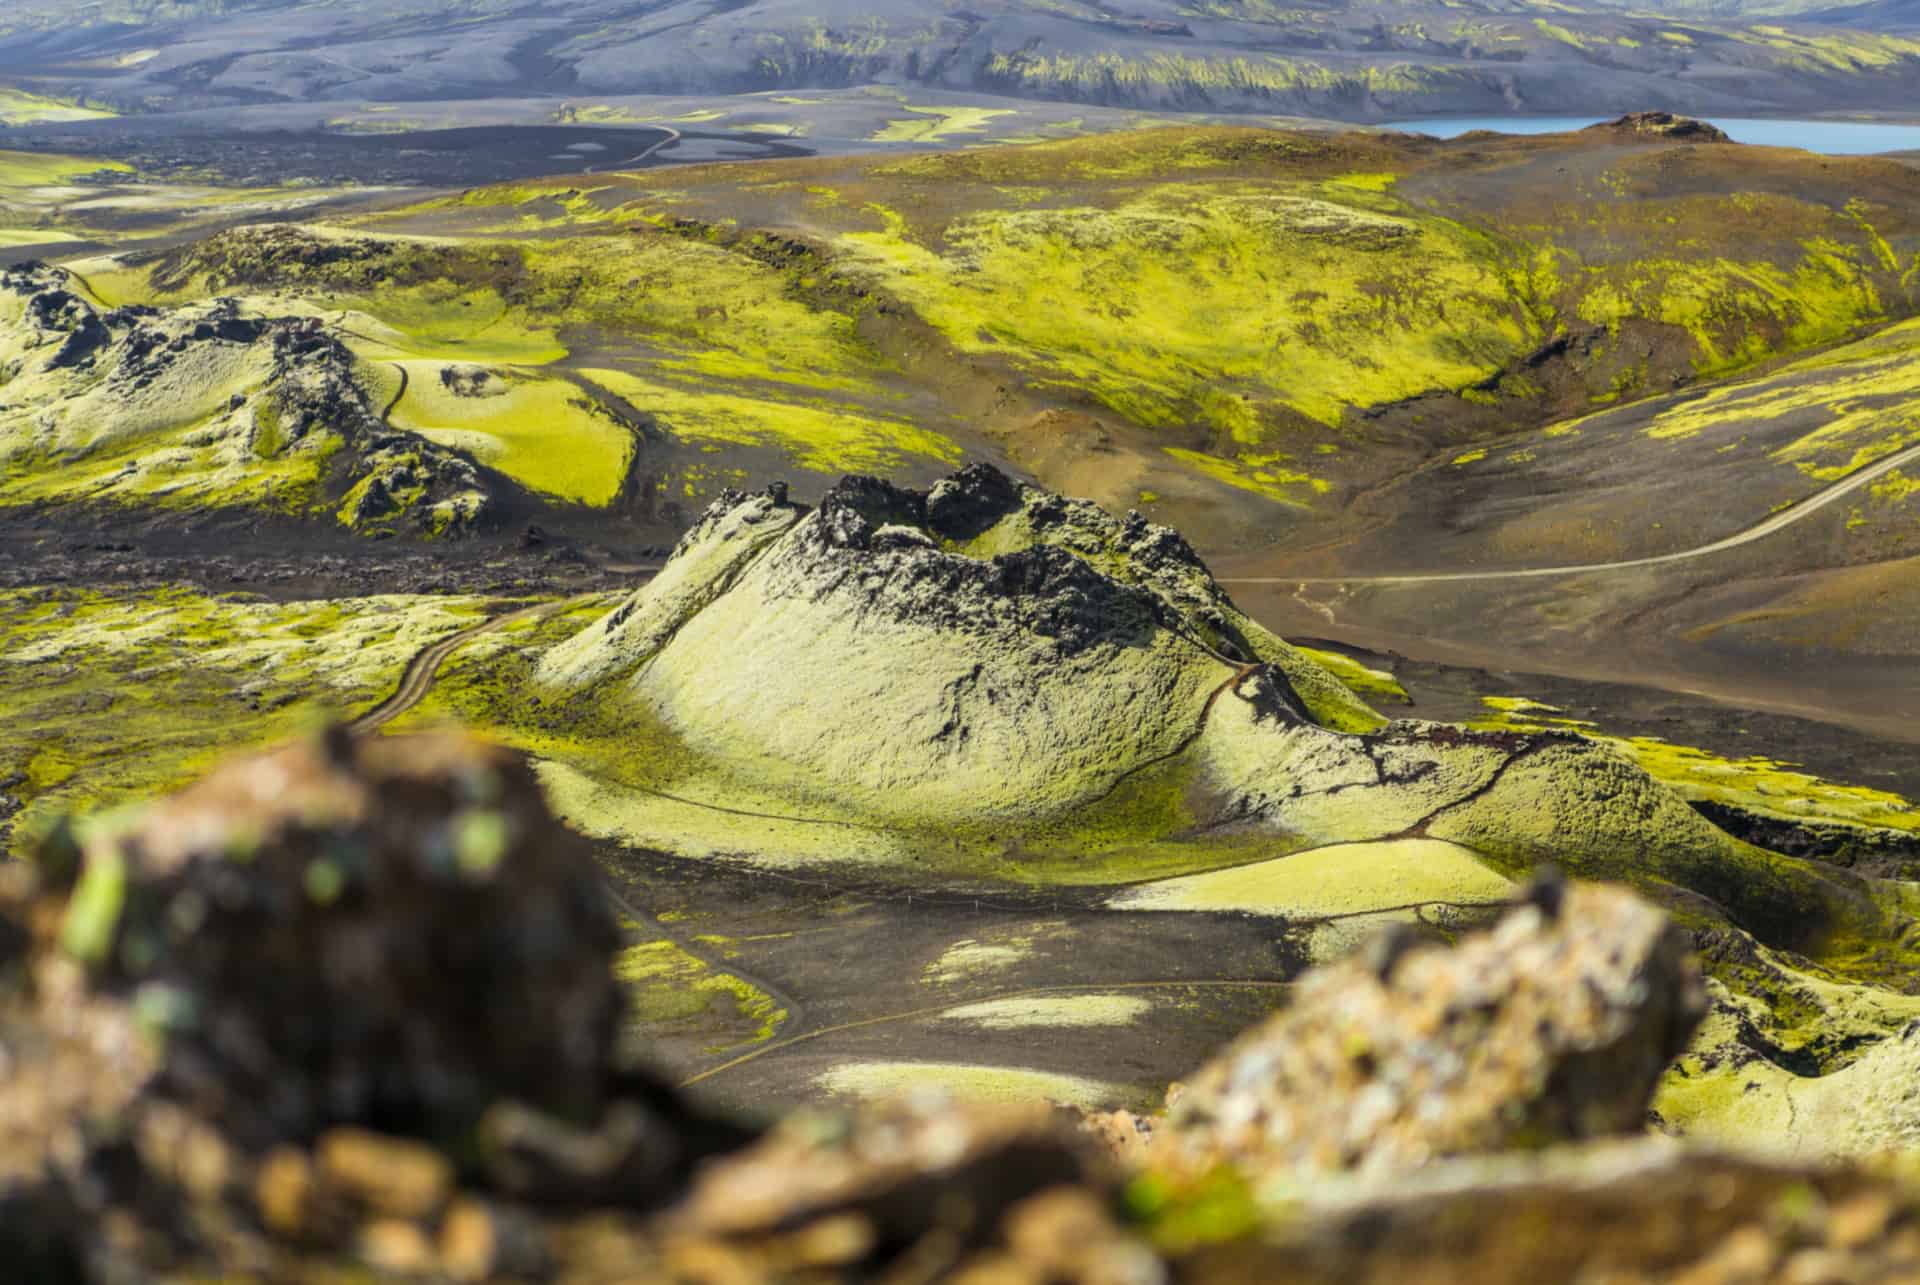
<box><xmin>379</xmin><ymin>362</ymin><xmax>409</xmax><ymax>426</ymax></box>
<box><xmin>585</xmin><ymin>126</ymin><xmax>681</xmax><ymax>175</ymax></box>
<box><xmin>1218</xmin><ymin>439</ymin><xmax>1920</xmax><ymax>587</ymax></box>
<box><xmin>348</xmin><ymin>597</ymin><xmax>586</xmax><ymax>736</ymax></box>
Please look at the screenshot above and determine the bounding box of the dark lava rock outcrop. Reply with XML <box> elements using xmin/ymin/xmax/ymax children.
<box><xmin>1588</xmin><ymin>112</ymin><xmax>1733</xmax><ymax>143</ymax></box>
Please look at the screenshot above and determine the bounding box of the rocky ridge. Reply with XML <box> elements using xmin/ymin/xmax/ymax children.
<box><xmin>0</xmin><ymin>261</ymin><xmax>502</xmax><ymax>536</ymax></box>
<box><xmin>1586</xmin><ymin>111</ymin><xmax>1735</xmax><ymax>143</ymax></box>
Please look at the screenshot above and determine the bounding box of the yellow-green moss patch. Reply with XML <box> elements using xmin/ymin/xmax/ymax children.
<box><xmin>1108</xmin><ymin>838</ymin><xmax>1514</xmax><ymax>918</ymax></box>
<box><xmin>813</xmin><ymin>1060</ymin><xmax>1135</xmax><ymax>1110</ymax></box>
<box><xmin>614</xmin><ymin>938</ymin><xmax>786</xmax><ymax>1050</ymax></box>
<box><xmin>936</xmin><ymin>993</ymin><xmax>1154</xmax><ymax>1030</ymax></box>
<box><xmin>580</xmin><ymin>367</ymin><xmax>958</xmax><ymax>474</ymax></box>
<box><xmin>388</xmin><ymin>365</ymin><xmax>633</xmax><ymax>506</ymax></box>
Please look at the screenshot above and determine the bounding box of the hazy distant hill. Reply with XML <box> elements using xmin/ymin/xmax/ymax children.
<box><xmin>5</xmin><ymin>0</ymin><xmax>1920</xmax><ymax>120</ymax></box>
<box><xmin>1814</xmin><ymin>0</ymin><xmax>1920</xmax><ymax>31</ymax></box>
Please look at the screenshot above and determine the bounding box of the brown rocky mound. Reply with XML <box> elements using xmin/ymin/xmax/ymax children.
<box><xmin>1587</xmin><ymin>112</ymin><xmax>1733</xmax><ymax>143</ymax></box>
<box><xmin>1154</xmin><ymin>875</ymin><xmax>1708</xmax><ymax>1181</ymax></box>
<box><xmin>1</xmin><ymin>730</ymin><xmax>752</xmax><ymax>1278</ymax></box>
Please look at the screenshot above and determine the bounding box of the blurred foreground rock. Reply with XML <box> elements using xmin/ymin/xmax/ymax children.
<box><xmin>1153</xmin><ymin>877</ymin><xmax>1708</xmax><ymax>1181</ymax></box>
<box><xmin>1180</xmin><ymin>1142</ymin><xmax>1920</xmax><ymax>1285</ymax></box>
<box><xmin>1</xmin><ymin>733</ymin><xmax>1917</xmax><ymax>1282</ymax></box>
<box><xmin>0</xmin><ymin>730</ymin><xmax>752</xmax><ymax>1278</ymax></box>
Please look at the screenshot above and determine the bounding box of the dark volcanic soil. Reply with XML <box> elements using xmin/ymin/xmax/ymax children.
<box><xmin>5</xmin><ymin>122</ymin><xmax>811</xmax><ymax>187</ymax></box>
<box><xmin>0</xmin><ymin>503</ymin><xmax>666</xmax><ymax>600</ymax></box>
<box><xmin>594</xmin><ymin>839</ymin><xmax>1335</xmax><ymax>1117</ymax></box>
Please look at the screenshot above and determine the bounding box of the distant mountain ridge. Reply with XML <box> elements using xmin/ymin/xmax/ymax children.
<box><xmin>3</xmin><ymin>0</ymin><xmax>1919</xmax><ymax>121</ymax></box>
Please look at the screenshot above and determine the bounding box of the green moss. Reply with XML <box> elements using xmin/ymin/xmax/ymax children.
<box><xmin>936</xmin><ymin>993</ymin><xmax>1155</xmax><ymax>1029</ymax></box>
<box><xmin>1110</xmin><ymin>835</ymin><xmax>1510</xmax><ymax>966</ymax></box>
<box><xmin>389</xmin><ymin>367</ymin><xmax>634</xmax><ymax>506</ymax></box>
<box><xmin>836</xmin><ymin>184</ymin><xmax>1542</xmax><ymax>450</ymax></box>
<box><xmin>1126</xmin><ymin>1169</ymin><xmax>1264</xmax><ymax>1254</ymax></box>
<box><xmin>0</xmin><ymin>587</ymin><xmax>490</xmax><ymax>857</ymax></box>
<box><xmin>1472</xmin><ymin>696</ymin><xmax>1920</xmax><ymax>836</ymax></box>
<box><xmin>0</xmin><ymin>148</ymin><xmax>129</xmax><ymax>187</ymax></box>
<box><xmin>60</xmin><ymin>847</ymin><xmax>126</xmax><ymax>966</ymax></box>
<box><xmin>1292</xmin><ymin>645</ymin><xmax>1409</xmax><ymax>704</ymax></box>
<box><xmin>581</xmin><ymin>366</ymin><xmax>957</xmax><ymax>474</ymax></box>
<box><xmin>1162</xmin><ymin>447</ymin><xmax>1322</xmax><ymax>505</ymax></box>
<box><xmin>813</xmin><ymin>1060</ymin><xmax>1138</xmax><ymax>1110</ymax></box>
<box><xmin>614</xmin><ymin>939</ymin><xmax>785</xmax><ymax>1050</ymax></box>
<box><xmin>872</xmin><ymin>105</ymin><xmax>1018</xmax><ymax>143</ymax></box>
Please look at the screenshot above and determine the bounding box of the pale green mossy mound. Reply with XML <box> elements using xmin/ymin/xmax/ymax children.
<box><xmin>1111</xmin><ymin>839</ymin><xmax>1513</xmax><ymax>918</ymax></box>
<box><xmin>525</xmin><ymin>464</ymin><xmax>1903</xmax><ymax>995</ymax></box>
<box><xmin>936</xmin><ymin>994</ymin><xmax>1155</xmax><ymax>1030</ymax></box>
<box><xmin>1476</xmin><ymin>696</ymin><xmax>1920</xmax><ymax>847</ymax></box>
<box><xmin>535</xmin><ymin>464</ymin><xmax>1384</xmax><ymax>857</ymax></box>
<box><xmin>0</xmin><ymin>262</ymin><xmax>502</xmax><ymax>535</ymax></box>
<box><xmin>813</xmin><ymin>1061</ymin><xmax>1136</xmax><ymax>1111</ymax></box>
<box><xmin>389</xmin><ymin>363</ymin><xmax>634</xmax><ymax>507</ymax></box>
<box><xmin>1109</xmin><ymin>838</ymin><xmax>1515</xmax><ymax>965</ymax></box>
<box><xmin>1657</xmin><ymin>980</ymin><xmax>1920</xmax><ymax>1158</ymax></box>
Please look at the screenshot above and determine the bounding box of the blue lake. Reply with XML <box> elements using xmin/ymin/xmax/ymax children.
<box><xmin>1380</xmin><ymin>117</ymin><xmax>1920</xmax><ymax>155</ymax></box>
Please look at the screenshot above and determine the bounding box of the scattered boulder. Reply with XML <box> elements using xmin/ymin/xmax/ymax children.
<box><xmin>1153</xmin><ymin>878</ymin><xmax>1707</xmax><ymax>1180</ymax></box>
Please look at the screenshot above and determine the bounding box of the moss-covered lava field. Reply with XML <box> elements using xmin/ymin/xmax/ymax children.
<box><xmin>9</xmin><ymin>105</ymin><xmax>1920</xmax><ymax>1167</ymax></box>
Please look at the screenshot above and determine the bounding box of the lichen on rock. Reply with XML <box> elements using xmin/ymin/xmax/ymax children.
<box><xmin>1152</xmin><ymin>878</ymin><xmax>1707</xmax><ymax>1182</ymax></box>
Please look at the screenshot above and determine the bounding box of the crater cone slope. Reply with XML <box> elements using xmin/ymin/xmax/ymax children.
<box><xmin>539</xmin><ymin>465</ymin><xmax>1898</xmax><ymax>970</ymax></box>
<box><xmin>0</xmin><ymin>261</ymin><xmax>517</xmax><ymax>535</ymax></box>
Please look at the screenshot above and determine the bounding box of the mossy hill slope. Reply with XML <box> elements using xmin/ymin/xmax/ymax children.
<box><xmin>519</xmin><ymin>467</ymin><xmax>1901</xmax><ymax>977</ymax></box>
<box><xmin>0</xmin><ymin>262</ymin><xmax>521</xmax><ymax>535</ymax></box>
<box><xmin>1310</xmin><ymin>305</ymin><xmax>1920</xmax><ymax>575</ymax></box>
<box><xmin>414</xmin><ymin>462</ymin><xmax>1920</xmax><ymax>1125</ymax></box>
<box><xmin>359</xmin><ymin>124</ymin><xmax>1920</xmax><ymax>541</ymax></box>
<box><xmin>67</xmin><ymin>123</ymin><xmax>1920</xmax><ymax>549</ymax></box>
<box><xmin>67</xmin><ymin>221</ymin><xmax>974</xmax><ymax>535</ymax></box>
